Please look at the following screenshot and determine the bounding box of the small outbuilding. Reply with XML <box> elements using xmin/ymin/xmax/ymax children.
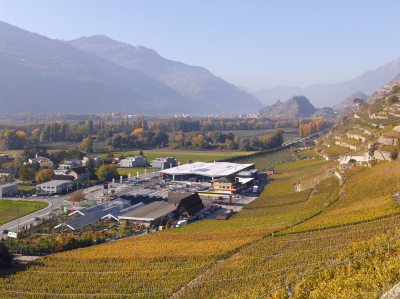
<box><xmin>267</xmin><ymin>168</ymin><xmax>275</xmax><ymax>176</ymax></box>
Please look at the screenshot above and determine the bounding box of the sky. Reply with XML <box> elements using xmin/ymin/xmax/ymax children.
<box><xmin>1</xmin><ymin>0</ymin><xmax>400</xmax><ymax>91</ymax></box>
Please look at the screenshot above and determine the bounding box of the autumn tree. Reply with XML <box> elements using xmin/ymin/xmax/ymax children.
<box><xmin>70</xmin><ymin>189</ymin><xmax>85</xmax><ymax>202</ymax></box>
<box><xmin>36</xmin><ymin>169</ymin><xmax>54</xmax><ymax>183</ymax></box>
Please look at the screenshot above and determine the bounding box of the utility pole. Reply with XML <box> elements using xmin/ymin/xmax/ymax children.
<box><xmin>17</xmin><ymin>209</ymin><xmax>19</xmax><ymax>232</ymax></box>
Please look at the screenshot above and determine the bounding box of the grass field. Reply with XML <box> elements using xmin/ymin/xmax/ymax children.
<box><xmin>17</xmin><ymin>185</ymin><xmax>36</xmax><ymax>191</ymax></box>
<box><xmin>101</xmin><ymin>150</ymin><xmax>256</xmax><ymax>165</ymax></box>
<box><xmin>0</xmin><ymin>200</ymin><xmax>48</xmax><ymax>226</ymax></box>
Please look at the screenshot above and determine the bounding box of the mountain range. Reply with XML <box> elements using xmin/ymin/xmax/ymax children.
<box><xmin>0</xmin><ymin>21</ymin><xmax>263</xmax><ymax>115</ymax></box>
<box><xmin>253</xmin><ymin>57</ymin><xmax>400</xmax><ymax>108</ymax></box>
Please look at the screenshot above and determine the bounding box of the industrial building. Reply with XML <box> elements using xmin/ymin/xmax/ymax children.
<box><xmin>118</xmin><ymin>156</ymin><xmax>147</xmax><ymax>167</ymax></box>
<box><xmin>36</xmin><ymin>180</ymin><xmax>72</xmax><ymax>195</ymax></box>
<box><xmin>151</xmin><ymin>157</ymin><xmax>177</xmax><ymax>169</ymax></box>
<box><xmin>0</xmin><ymin>183</ymin><xmax>18</xmax><ymax>197</ymax></box>
<box><xmin>160</xmin><ymin>161</ymin><xmax>256</xmax><ymax>182</ymax></box>
<box><xmin>118</xmin><ymin>201</ymin><xmax>176</xmax><ymax>227</ymax></box>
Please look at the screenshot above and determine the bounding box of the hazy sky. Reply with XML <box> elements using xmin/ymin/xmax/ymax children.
<box><xmin>1</xmin><ymin>0</ymin><xmax>400</xmax><ymax>90</ymax></box>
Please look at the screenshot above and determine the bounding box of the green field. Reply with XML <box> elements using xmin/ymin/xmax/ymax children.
<box><xmin>102</xmin><ymin>150</ymin><xmax>256</xmax><ymax>165</ymax></box>
<box><xmin>17</xmin><ymin>185</ymin><xmax>36</xmax><ymax>191</ymax></box>
<box><xmin>0</xmin><ymin>200</ymin><xmax>48</xmax><ymax>226</ymax></box>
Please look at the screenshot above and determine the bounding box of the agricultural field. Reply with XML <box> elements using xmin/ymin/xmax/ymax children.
<box><xmin>233</xmin><ymin>148</ymin><xmax>296</xmax><ymax>172</ymax></box>
<box><xmin>0</xmin><ymin>200</ymin><xmax>48</xmax><ymax>226</ymax></box>
<box><xmin>2</xmin><ymin>158</ymin><xmax>400</xmax><ymax>297</ymax></box>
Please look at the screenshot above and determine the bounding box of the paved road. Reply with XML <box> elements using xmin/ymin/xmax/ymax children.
<box><xmin>0</xmin><ymin>184</ymin><xmax>102</xmax><ymax>237</ymax></box>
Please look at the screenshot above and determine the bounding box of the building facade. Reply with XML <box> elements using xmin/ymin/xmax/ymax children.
<box><xmin>118</xmin><ymin>156</ymin><xmax>147</xmax><ymax>168</ymax></box>
<box><xmin>36</xmin><ymin>180</ymin><xmax>72</xmax><ymax>195</ymax></box>
<box><xmin>0</xmin><ymin>183</ymin><xmax>18</xmax><ymax>197</ymax></box>
<box><xmin>151</xmin><ymin>157</ymin><xmax>177</xmax><ymax>169</ymax></box>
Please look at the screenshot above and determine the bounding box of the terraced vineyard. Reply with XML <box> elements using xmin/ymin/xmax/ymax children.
<box><xmin>2</xmin><ymin>158</ymin><xmax>400</xmax><ymax>298</ymax></box>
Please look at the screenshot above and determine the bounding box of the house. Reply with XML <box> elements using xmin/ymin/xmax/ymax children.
<box><xmin>118</xmin><ymin>156</ymin><xmax>147</xmax><ymax>168</ymax></box>
<box><xmin>118</xmin><ymin>201</ymin><xmax>176</xmax><ymax>227</ymax></box>
<box><xmin>267</xmin><ymin>168</ymin><xmax>275</xmax><ymax>175</ymax></box>
<box><xmin>67</xmin><ymin>167</ymin><xmax>90</xmax><ymax>182</ymax></box>
<box><xmin>28</xmin><ymin>155</ymin><xmax>53</xmax><ymax>168</ymax></box>
<box><xmin>36</xmin><ymin>180</ymin><xmax>72</xmax><ymax>195</ymax></box>
<box><xmin>168</xmin><ymin>192</ymin><xmax>204</xmax><ymax>216</ymax></box>
<box><xmin>212</xmin><ymin>175</ymin><xmax>241</xmax><ymax>194</ymax></box>
<box><xmin>0</xmin><ymin>170</ymin><xmax>14</xmax><ymax>178</ymax></box>
<box><xmin>61</xmin><ymin>159</ymin><xmax>83</xmax><ymax>169</ymax></box>
<box><xmin>0</xmin><ymin>183</ymin><xmax>18</xmax><ymax>197</ymax></box>
<box><xmin>82</xmin><ymin>156</ymin><xmax>104</xmax><ymax>168</ymax></box>
<box><xmin>151</xmin><ymin>157</ymin><xmax>177</xmax><ymax>169</ymax></box>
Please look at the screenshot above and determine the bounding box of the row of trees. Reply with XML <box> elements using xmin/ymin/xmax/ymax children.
<box><xmin>170</xmin><ymin>129</ymin><xmax>284</xmax><ymax>151</ymax></box>
<box><xmin>299</xmin><ymin>119</ymin><xmax>331</xmax><ymax>137</ymax></box>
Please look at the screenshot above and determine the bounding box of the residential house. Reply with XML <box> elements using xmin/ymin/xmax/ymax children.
<box><xmin>67</xmin><ymin>167</ymin><xmax>91</xmax><ymax>182</ymax></box>
<box><xmin>82</xmin><ymin>156</ymin><xmax>104</xmax><ymax>168</ymax></box>
<box><xmin>29</xmin><ymin>155</ymin><xmax>53</xmax><ymax>168</ymax></box>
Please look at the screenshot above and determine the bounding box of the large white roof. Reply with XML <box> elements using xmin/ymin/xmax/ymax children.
<box><xmin>160</xmin><ymin>162</ymin><xmax>254</xmax><ymax>178</ymax></box>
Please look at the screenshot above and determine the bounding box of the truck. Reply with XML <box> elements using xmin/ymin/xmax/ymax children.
<box><xmin>252</xmin><ymin>186</ymin><xmax>258</xmax><ymax>193</ymax></box>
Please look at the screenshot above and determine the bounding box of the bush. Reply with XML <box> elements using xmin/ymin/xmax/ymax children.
<box><xmin>0</xmin><ymin>242</ymin><xmax>12</xmax><ymax>269</ymax></box>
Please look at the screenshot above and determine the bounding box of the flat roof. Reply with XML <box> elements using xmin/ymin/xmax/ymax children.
<box><xmin>37</xmin><ymin>180</ymin><xmax>72</xmax><ymax>187</ymax></box>
<box><xmin>0</xmin><ymin>183</ymin><xmax>17</xmax><ymax>188</ymax></box>
<box><xmin>160</xmin><ymin>162</ymin><xmax>254</xmax><ymax>178</ymax></box>
<box><xmin>119</xmin><ymin>201</ymin><xmax>176</xmax><ymax>221</ymax></box>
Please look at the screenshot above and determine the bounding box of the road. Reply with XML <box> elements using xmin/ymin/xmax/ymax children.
<box><xmin>0</xmin><ymin>184</ymin><xmax>102</xmax><ymax>238</ymax></box>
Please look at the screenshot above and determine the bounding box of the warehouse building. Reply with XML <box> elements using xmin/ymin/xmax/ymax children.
<box><xmin>0</xmin><ymin>183</ymin><xmax>18</xmax><ymax>197</ymax></box>
<box><xmin>151</xmin><ymin>157</ymin><xmax>177</xmax><ymax>169</ymax></box>
<box><xmin>160</xmin><ymin>161</ymin><xmax>256</xmax><ymax>182</ymax></box>
<box><xmin>36</xmin><ymin>180</ymin><xmax>72</xmax><ymax>195</ymax></box>
<box><xmin>119</xmin><ymin>201</ymin><xmax>176</xmax><ymax>227</ymax></box>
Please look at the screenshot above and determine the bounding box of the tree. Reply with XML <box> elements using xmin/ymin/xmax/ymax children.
<box><xmin>18</xmin><ymin>164</ymin><xmax>36</xmax><ymax>182</ymax></box>
<box><xmin>36</xmin><ymin>169</ymin><xmax>54</xmax><ymax>183</ymax></box>
<box><xmin>79</xmin><ymin>137</ymin><xmax>93</xmax><ymax>153</ymax></box>
<box><xmin>0</xmin><ymin>242</ymin><xmax>12</xmax><ymax>269</ymax></box>
<box><xmin>70</xmin><ymin>190</ymin><xmax>85</xmax><ymax>202</ymax></box>
<box><xmin>97</xmin><ymin>165</ymin><xmax>119</xmax><ymax>181</ymax></box>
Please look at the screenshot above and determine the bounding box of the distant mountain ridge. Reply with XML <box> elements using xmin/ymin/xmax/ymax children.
<box><xmin>254</xmin><ymin>57</ymin><xmax>400</xmax><ymax>108</ymax></box>
<box><xmin>0</xmin><ymin>21</ymin><xmax>193</xmax><ymax>114</ymax></box>
<box><xmin>0</xmin><ymin>22</ymin><xmax>262</xmax><ymax>114</ymax></box>
<box><xmin>67</xmin><ymin>35</ymin><xmax>263</xmax><ymax>114</ymax></box>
